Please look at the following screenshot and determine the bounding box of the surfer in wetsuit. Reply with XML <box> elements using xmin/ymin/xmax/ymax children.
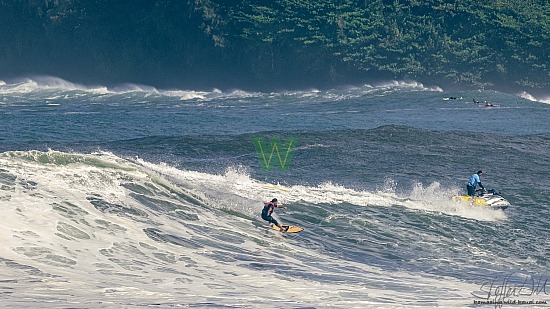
<box><xmin>262</xmin><ymin>198</ymin><xmax>287</xmax><ymax>231</ymax></box>
<box><xmin>467</xmin><ymin>170</ymin><xmax>485</xmax><ymax>196</ymax></box>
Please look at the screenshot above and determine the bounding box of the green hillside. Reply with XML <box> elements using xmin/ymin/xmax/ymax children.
<box><xmin>1</xmin><ymin>0</ymin><xmax>548</xmax><ymax>92</ymax></box>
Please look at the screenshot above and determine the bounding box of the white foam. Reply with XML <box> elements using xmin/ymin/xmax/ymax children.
<box><xmin>0</xmin><ymin>76</ymin><xmax>447</xmax><ymax>106</ymax></box>
<box><xmin>0</xmin><ymin>150</ymin><xmax>484</xmax><ymax>307</ymax></box>
<box><xmin>0</xmin><ymin>77</ymin><xmax>219</xmax><ymax>100</ymax></box>
<box><xmin>399</xmin><ymin>181</ymin><xmax>507</xmax><ymax>221</ymax></box>
<box><xmin>163</xmin><ymin>89</ymin><xmax>209</xmax><ymax>100</ymax></box>
<box><xmin>132</xmin><ymin>158</ymin><xmax>506</xmax><ymax>223</ymax></box>
<box><xmin>518</xmin><ymin>91</ymin><xmax>550</xmax><ymax>104</ymax></box>
<box><xmin>373</xmin><ymin>80</ymin><xmax>444</xmax><ymax>92</ymax></box>
<box><xmin>0</xmin><ymin>76</ymin><xmax>110</xmax><ymax>95</ymax></box>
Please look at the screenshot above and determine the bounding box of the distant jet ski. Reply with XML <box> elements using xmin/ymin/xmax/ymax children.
<box><xmin>452</xmin><ymin>189</ymin><xmax>510</xmax><ymax>210</ymax></box>
<box><xmin>484</xmin><ymin>101</ymin><xmax>500</xmax><ymax>107</ymax></box>
<box><xmin>473</xmin><ymin>99</ymin><xmax>500</xmax><ymax>107</ymax></box>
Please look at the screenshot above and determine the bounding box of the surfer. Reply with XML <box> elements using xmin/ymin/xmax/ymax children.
<box><xmin>467</xmin><ymin>170</ymin><xmax>485</xmax><ymax>196</ymax></box>
<box><xmin>261</xmin><ymin>198</ymin><xmax>287</xmax><ymax>232</ymax></box>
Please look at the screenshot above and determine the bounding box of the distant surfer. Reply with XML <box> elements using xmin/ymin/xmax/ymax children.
<box><xmin>262</xmin><ymin>198</ymin><xmax>287</xmax><ymax>232</ymax></box>
<box><xmin>467</xmin><ymin>170</ymin><xmax>485</xmax><ymax>196</ymax></box>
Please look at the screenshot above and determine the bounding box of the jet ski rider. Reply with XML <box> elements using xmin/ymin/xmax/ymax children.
<box><xmin>467</xmin><ymin>170</ymin><xmax>485</xmax><ymax>196</ymax></box>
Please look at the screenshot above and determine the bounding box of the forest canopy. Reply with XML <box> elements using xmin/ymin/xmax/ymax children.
<box><xmin>0</xmin><ymin>0</ymin><xmax>548</xmax><ymax>93</ymax></box>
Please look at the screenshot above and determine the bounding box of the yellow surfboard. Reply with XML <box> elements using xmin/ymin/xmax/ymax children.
<box><xmin>272</xmin><ymin>225</ymin><xmax>304</xmax><ymax>233</ymax></box>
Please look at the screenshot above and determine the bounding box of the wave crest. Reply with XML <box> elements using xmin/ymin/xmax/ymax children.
<box><xmin>519</xmin><ymin>91</ymin><xmax>550</xmax><ymax>104</ymax></box>
<box><xmin>0</xmin><ymin>76</ymin><xmax>444</xmax><ymax>103</ymax></box>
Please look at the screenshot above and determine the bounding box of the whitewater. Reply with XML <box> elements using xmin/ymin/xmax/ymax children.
<box><xmin>1</xmin><ymin>77</ymin><xmax>549</xmax><ymax>308</ymax></box>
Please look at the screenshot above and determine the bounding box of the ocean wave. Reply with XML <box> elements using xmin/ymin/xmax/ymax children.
<box><xmin>0</xmin><ymin>149</ymin><xmax>482</xmax><ymax>307</ymax></box>
<box><xmin>130</xmin><ymin>155</ymin><xmax>507</xmax><ymax>222</ymax></box>
<box><xmin>0</xmin><ymin>76</ymin><xmax>444</xmax><ymax>104</ymax></box>
<box><xmin>0</xmin><ymin>149</ymin><xmax>504</xmax><ymax>223</ymax></box>
<box><xmin>0</xmin><ymin>76</ymin><xmax>109</xmax><ymax>95</ymax></box>
<box><xmin>371</xmin><ymin>80</ymin><xmax>443</xmax><ymax>92</ymax></box>
<box><xmin>0</xmin><ymin>76</ymin><xmax>217</xmax><ymax>101</ymax></box>
<box><xmin>518</xmin><ymin>91</ymin><xmax>550</xmax><ymax>104</ymax></box>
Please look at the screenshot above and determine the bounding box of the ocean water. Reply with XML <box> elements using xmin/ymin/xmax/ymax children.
<box><xmin>1</xmin><ymin>77</ymin><xmax>550</xmax><ymax>308</ymax></box>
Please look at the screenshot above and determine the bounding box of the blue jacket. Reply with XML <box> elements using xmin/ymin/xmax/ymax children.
<box><xmin>468</xmin><ymin>173</ymin><xmax>483</xmax><ymax>188</ymax></box>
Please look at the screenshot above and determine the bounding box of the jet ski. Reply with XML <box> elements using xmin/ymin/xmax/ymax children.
<box><xmin>452</xmin><ymin>189</ymin><xmax>511</xmax><ymax>210</ymax></box>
